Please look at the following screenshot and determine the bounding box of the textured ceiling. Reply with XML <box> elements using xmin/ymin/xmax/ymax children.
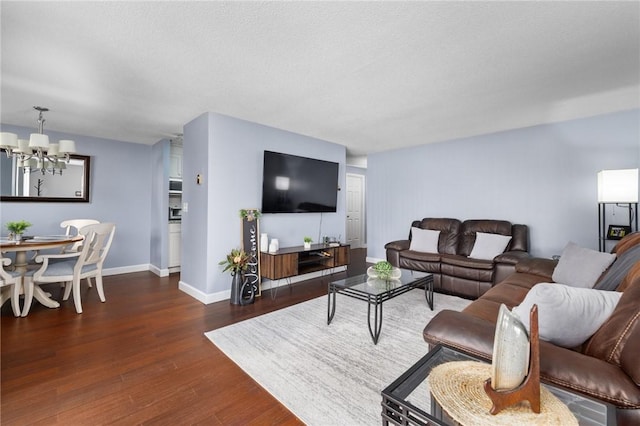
<box><xmin>1</xmin><ymin>1</ymin><xmax>639</xmax><ymax>157</ymax></box>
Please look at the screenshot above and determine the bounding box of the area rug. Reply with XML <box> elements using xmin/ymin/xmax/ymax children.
<box><xmin>205</xmin><ymin>290</ymin><xmax>471</xmax><ymax>425</ymax></box>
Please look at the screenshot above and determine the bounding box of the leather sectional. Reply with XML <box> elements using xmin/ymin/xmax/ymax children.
<box><xmin>385</xmin><ymin>218</ymin><xmax>529</xmax><ymax>299</ymax></box>
<box><xmin>423</xmin><ymin>233</ymin><xmax>640</xmax><ymax>425</ymax></box>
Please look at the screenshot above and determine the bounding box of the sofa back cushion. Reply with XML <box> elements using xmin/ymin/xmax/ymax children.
<box><xmin>594</xmin><ymin>244</ymin><xmax>640</xmax><ymax>291</ymax></box>
<box><xmin>583</xmin><ymin>269</ymin><xmax>640</xmax><ymax>383</ymax></box>
<box><xmin>612</xmin><ymin>231</ymin><xmax>640</xmax><ymax>255</ymax></box>
<box><xmin>510</xmin><ymin>224</ymin><xmax>529</xmax><ymax>252</ymax></box>
<box><xmin>458</xmin><ymin>220</ymin><xmax>512</xmax><ymax>257</ymax></box>
<box><xmin>413</xmin><ymin>218</ymin><xmax>461</xmax><ymax>255</ymax></box>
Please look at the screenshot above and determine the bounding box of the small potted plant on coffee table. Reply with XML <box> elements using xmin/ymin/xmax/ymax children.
<box><xmin>368</xmin><ymin>260</ymin><xmax>401</xmax><ymax>281</ymax></box>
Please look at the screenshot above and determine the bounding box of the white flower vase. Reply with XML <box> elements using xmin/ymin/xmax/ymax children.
<box><xmin>367</xmin><ymin>266</ymin><xmax>402</xmax><ymax>281</ymax></box>
<box><xmin>304</xmin><ymin>242</ymin><xmax>311</xmax><ymax>250</ymax></box>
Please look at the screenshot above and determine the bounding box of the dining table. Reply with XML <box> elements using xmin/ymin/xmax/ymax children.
<box><xmin>0</xmin><ymin>235</ymin><xmax>83</xmax><ymax>316</ymax></box>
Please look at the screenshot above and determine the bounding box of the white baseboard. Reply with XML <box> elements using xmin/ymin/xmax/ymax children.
<box><xmin>366</xmin><ymin>256</ymin><xmax>384</xmax><ymax>264</ymax></box>
<box><xmin>178</xmin><ymin>280</ymin><xmax>230</xmax><ymax>304</ymax></box>
<box><xmin>102</xmin><ymin>264</ymin><xmax>150</xmax><ymax>276</ymax></box>
<box><xmin>149</xmin><ymin>264</ymin><xmax>169</xmax><ymax>277</ymax></box>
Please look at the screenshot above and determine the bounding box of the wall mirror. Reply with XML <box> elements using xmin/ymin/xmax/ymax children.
<box><xmin>0</xmin><ymin>151</ymin><xmax>91</xmax><ymax>202</ymax></box>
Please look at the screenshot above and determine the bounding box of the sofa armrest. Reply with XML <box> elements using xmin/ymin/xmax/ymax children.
<box><xmin>515</xmin><ymin>257</ymin><xmax>557</xmax><ymax>280</ymax></box>
<box><xmin>385</xmin><ymin>240</ymin><xmax>410</xmax><ymax>251</ymax></box>
<box><xmin>385</xmin><ymin>240</ymin><xmax>410</xmax><ymax>267</ymax></box>
<box><xmin>423</xmin><ymin>310</ymin><xmax>495</xmax><ymax>360</ymax></box>
<box><xmin>494</xmin><ymin>250</ymin><xmax>531</xmax><ymax>266</ymax></box>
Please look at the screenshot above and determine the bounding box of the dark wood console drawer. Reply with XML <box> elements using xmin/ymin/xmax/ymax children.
<box><xmin>260</xmin><ymin>252</ymin><xmax>298</xmax><ymax>280</ymax></box>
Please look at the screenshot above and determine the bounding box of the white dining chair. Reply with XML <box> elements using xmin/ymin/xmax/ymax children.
<box><xmin>59</xmin><ymin>219</ymin><xmax>100</xmax><ymax>288</ymax></box>
<box><xmin>0</xmin><ymin>257</ymin><xmax>23</xmax><ymax>317</ymax></box>
<box><xmin>60</xmin><ymin>219</ymin><xmax>100</xmax><ymax>253</ymax></box>
<box><xmin>28</xmin><ymin>223</ymin><xmax>116</xmax><ymax>314</ymax></box>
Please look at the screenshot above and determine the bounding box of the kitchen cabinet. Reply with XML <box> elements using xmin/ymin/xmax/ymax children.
<box><xmin>169</xmin><ymin>223</ymin><xmax>181</xmax><ymax>268</ymax></box>
<box><xmin>169</xmin><ymin>142</ymin><xmax>183</xmax><ymax>179</ymax></box>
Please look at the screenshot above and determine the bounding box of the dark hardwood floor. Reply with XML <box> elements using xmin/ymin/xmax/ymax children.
<box><xmin>1</xmin><ymin>248</ymin><xmax>368</xmax><ymax>425</ymax></box>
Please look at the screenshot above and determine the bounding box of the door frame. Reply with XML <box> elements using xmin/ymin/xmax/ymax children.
<box><xmin>346</xmin><ymin>172</ymin><xmax>366</xmax><ymax>248</ymax></box>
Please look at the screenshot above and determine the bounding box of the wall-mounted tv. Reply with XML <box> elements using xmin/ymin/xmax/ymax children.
<box><xmin>261</xmin><ymin>151</ymin><xmax>339</xmax><ymax>213</ymax></box>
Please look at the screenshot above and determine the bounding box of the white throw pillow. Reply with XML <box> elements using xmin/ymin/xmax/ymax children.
<box><xmin>468</xmin><ymin>232</ymin><xmax>512</xmax><ymax>260</ymax></box>
<box><xmin>409</xmin><ymin>227</ymin><xmax>440</xmax><ymax>253</ymax></box>
<box><xmin>512</xmin><ymin>283</ymin><xmax>622</xmax><ymax>348</ymax></box>
<box><xmin>552</xmin><ymin>242</ymin><xmax>616</xmax><ymax>288</ymax></box>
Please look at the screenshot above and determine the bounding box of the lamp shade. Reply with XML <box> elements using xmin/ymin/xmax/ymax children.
<box><xmin>58</xmin><ymin>139</ymin><xmax>76</xmax><ymax>153</ymax></box>
<box><xmin>47</xmin><ymin>143</ymin><xmax>60</xmax><ymax>156</ymax></box>
<box><xmin>15</xmin><ymin>139</ymin><xmax>30</xmax><ymax>153</ymax></box>
<box><xmin>597</xmin><ymin>169</ymin><xmax>639</xmax><ymax>203</ymax></box>
<box><xmin>29</xmin><ymin>133</ymin><xmax>49</xmax><ymax>149</ymax></box>
<box><xmin>0</xmin><ymin>132</ymin><xmax>18</xmax><ymax>148</ymax></box>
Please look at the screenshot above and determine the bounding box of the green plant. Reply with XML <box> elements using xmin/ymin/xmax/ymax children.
<box><xmin>303</xmin><ymin>236</ymin><xmax>313</xmax><ymax>243</ymax></box>
<box><xmin>218</xmin><ymin>248</ymin><xmax>249</xmax><ymax>274</ymax></box>
<box><xmin>373</xmin><ymin>260</ymin><xmax>393</xmax><ymax>279</ymax></box>
<box><xmin>6</xmin><ymin>220</ymin><xmax>32</xmax><ymax>235</ymax></box>
<box><xmin>239</xmin><ymin>209</ymin><xmax>261</xmax><ymax>221</ymax></box>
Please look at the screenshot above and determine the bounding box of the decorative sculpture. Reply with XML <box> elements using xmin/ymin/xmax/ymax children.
<box><xmin>484</xmin><ymin>304</ymin><xmax>541</xmax><ymax>415</ymax></box>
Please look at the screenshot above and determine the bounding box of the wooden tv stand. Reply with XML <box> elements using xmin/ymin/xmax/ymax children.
<box><xmin>260</xmin><ymin>244</ymin><xmax>350</xmax><ymax>280</ymax></box>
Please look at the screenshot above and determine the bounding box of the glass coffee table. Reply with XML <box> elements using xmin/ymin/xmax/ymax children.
<box><xmin>381</xmin><ymin>345</ymin><xmax>616</xmax><ymax>426</ymax></box>
<box><xmin>327</xmin><ymin>268</ymin><xmax>433</xmax><ymax>344</ymax></box>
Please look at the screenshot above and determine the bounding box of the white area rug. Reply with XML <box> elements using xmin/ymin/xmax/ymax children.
<box><xmin>205</xmin><ymin>290</ymin><xmax>471</xmax><ymax>425</ymax></box>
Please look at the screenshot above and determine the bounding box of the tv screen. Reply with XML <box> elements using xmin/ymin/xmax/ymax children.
<box><xmin>261</xmin><ymin>151</ymin><xmax>339</xmax><ymax>213</ymax></box>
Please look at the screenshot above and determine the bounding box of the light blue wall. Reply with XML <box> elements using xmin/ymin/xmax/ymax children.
<box><xmin>0</xmin><ymin>124</ymin><xmax>153</xmax><ymax>269</ymax></box>
<box><xmin>181</xmin><ymin>113</ymin><xmax>211</xmax><ymax>294</ymax></box>
<box><xmin>182</xmin><ymin>113</ymin><xmax>346</xmax><ymax>296</ymax></box>
<box><xmin>367</xmin><ymin>109</ymin><xmax>640</xmax><ymax>259</ymax></box>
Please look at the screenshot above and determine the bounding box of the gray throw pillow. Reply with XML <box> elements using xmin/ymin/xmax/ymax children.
<box><xmin>552</xmin><ymin>242</ymin><xmax>616</xmax><ymax>288</ymax></box>
<box><xmin>594</xmin><ymin>244</ymin><xmax>640</xmax><ymax>291</ymax></box>
<box><xmin>512</xmin><ymin>283</ymin><xmax>622</xmax><ymax>348</ymax></box>
<box><xmin>409</xmin><ymin>227</ymin><xmax>440</xmax><ymax>253</ymax></box>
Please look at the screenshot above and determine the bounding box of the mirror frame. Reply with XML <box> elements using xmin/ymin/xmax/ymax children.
<box><xmin>0</xmin><ymin>153</ymin><xmax>91</xmax><ymax>203</ymax></box>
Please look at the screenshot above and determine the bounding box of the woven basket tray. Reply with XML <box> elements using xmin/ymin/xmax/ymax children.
<box><xmin>428</xmin><ymin>361</ymin><xmax>578</xmax><ymax>426</ymax></box>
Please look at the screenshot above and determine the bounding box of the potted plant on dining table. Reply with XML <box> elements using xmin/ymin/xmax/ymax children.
<box><xmin>6</xmin><ymin>220</ymin><xmax>32</xmax><ymax>242</ymax></box>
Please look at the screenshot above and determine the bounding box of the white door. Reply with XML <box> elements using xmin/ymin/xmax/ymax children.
<box><xmin>346</xmin><ymin>173</ymin><xmax>365</xmax><ymax>248</ymax></box>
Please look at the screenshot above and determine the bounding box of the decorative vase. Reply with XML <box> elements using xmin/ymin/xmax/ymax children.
<box><xmin>366</xmin><ymin>266</ymin><xmax>402</xmax><ymax>281</ymax></box>
<box><xmin>490</xmin><ymin>304</ymin><xmax>530</xmax><ymax>390</ymax></box>
<box><xmin>260</xmin><ymin>233</ymin><xmax>269</xmax><ymax>252</ymax></box>
<box><xmin>239</xmin><ymin>279</ymin><xmax>255</xmax><ymax>305</ymax></box>
<box><xmin>229</xmin><ymin>271</ymin><xmax>244</xmax><ymax>305</ymax></box>
<box><xmin>304</xmin><ymin>242</ymin><xmax>311</xmax><ymax>250</ymax></box>
<box><xmin>14</xmin><ymin>233</ymin><xmax>23</xmax><ymax>242</ymax></box>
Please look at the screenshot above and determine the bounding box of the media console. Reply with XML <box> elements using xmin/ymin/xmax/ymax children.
<box><xmin>260</xmin><ymin>243</ymin><xmax>350</xmax><ymax>280</ymax></box>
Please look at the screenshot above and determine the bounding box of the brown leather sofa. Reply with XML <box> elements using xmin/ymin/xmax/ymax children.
<box><xmin>385</xmin><ymin>218</ymin><xmax>529</xmax><ymax>299</ymax></box>
<box><xmin>423</xmin><ymin>233</ymin><xmax>640</xmax><ymax>425</ymax></box>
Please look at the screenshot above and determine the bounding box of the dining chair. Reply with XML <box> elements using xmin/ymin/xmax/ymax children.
<box><xmin>28</xmin><ymin>223</ymin><xmax>116</xmax><ymax>314</ymax></box>
<box><xmin>0</xmin><ymin>257</ymin><xmax>23</xmax><ymax>317</ymax></box>
<box><xmin>59</xmin><ymin>219</ymin><xmax>100</xmax><ymax>288</ymax></box>
<box><xmin>60</xmin><ymin>219</ymin><xmax>100</xmax><ymax>253</ymax></box>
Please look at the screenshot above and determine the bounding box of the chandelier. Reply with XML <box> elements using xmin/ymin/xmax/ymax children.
<box><xmin>0</xmin><ymin>106</ymin><xmax>76</xmax><ymax>175</ymax></box>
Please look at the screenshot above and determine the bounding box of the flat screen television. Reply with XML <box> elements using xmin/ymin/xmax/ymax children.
<box><xmin>261</xmin><ymin>151</ymin><xmax>339</xmax><ymax>213</ymax></box>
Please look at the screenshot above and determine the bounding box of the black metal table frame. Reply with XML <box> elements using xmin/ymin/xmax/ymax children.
<box><xmin>327</xmin><ymin>272</ymin><xmax>434</xmax><ymax>344</ymax></box>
